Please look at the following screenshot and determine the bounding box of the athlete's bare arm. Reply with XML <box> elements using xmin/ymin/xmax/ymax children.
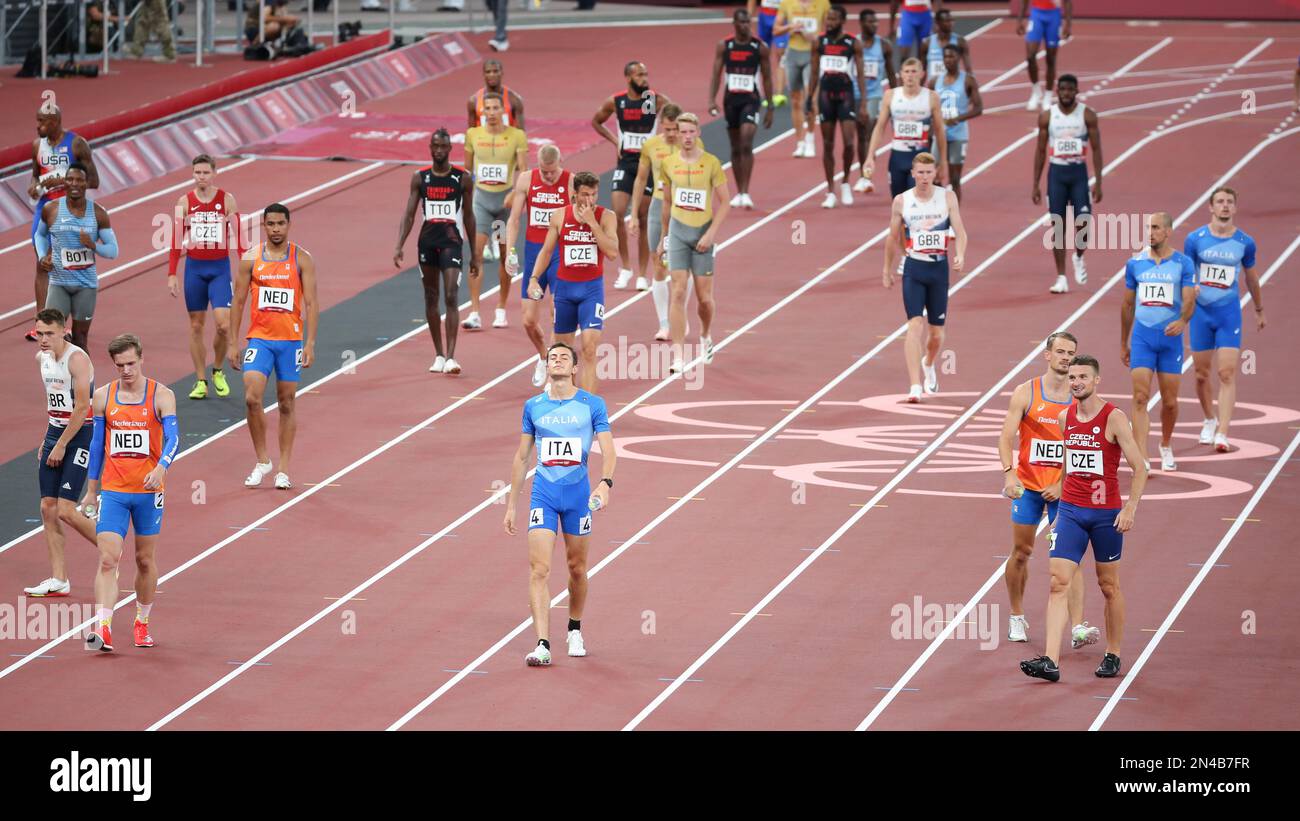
<box><xmin>629</xmin><ymin>154</ymin><xmax>653</xmax><ymax>235</ymax></box>
<box><xmin>529</xmin><ymin>218</ymin><xmax>560</xmax><ymax>299</ymax></box>
<box><xmin>887</xmin><ymin>0</ymin><xmax>899</xmax><ymax>38</ymax></box>
<box><xmin>462</xmin><ymin>173</ymin><xmax>480</xmax><ymax>277</ymax></box>
<box><xmin>998</xmin><ymin>381</ymin><xmax>1031</xmax><ymax>496</ymax></box>
<box><xmin>505</xmin><ymin>172</ymin><xmax>530</xmax><ymax>274</ymax></box>
<box><xmin>1063</xmin><ymin>0</ymin><xmax>1073</xmax><ymax>40</ymax></box>
<box><xmin>298</xmin><ymin>248</ymin><xmax>319</xmax><ymax>368</ymax></box>
<box><xmin>503</xmin><ymin>433</ymin><xmax>535</xmax><ymax>536</ymax></box>
<box><xmin>592</xmin><ymin>207</ymin><xmax>620</xmax><ymax>260</ymax></box>
<box><xmin>963</xmin><ymin>73</ymin><xmax>984</xmax><ymax>123</ymax></box>
<box><xmin>591</xmin><ymin>97</ymin><xmax>620</xmax><ymax>150</ymax></box>
<box><xmin>514</xmin><ymin>135</ymin><xmax>529</xmax><ymax>179</ymax></box>
<box><xmin>1107</xmin><ymin>407</ymin><xmax>1148</xmax><ymax>531</ymax></box>
<box><xmin>865</xmin><ymin>87</ymin><xmax>893</xmax><ymax>175</ymax></box>
<box><xmin>1165</xmin><ymin>284</ymin><xmax>1195</xmax><ymax>337</ymax></box>
<box><xmin>143</xmin><ymin>385</ymin><xmax>177</xmax><ymax>491</ymax></box>
<box><xmin>72</xmin><ymin>136</ymin><xmax>99</xmax><ymax>190</ymax></box>
<box><xmin>708</xmin><ymin>39</ymin><xmax>726</xmax><ymax>113</ymax></box>
<box><xmin>1085</xmin><ymin>106</ymin><xmax>1103</xmax><ymax>202</ymax></box>
<box><xmin>958</xmin><ymin>35</ymin><xmax>972</xmax><ymax>73</ymax></box>
<box><xmin>883</xmin><ymin>40</ymin><xmax>899</xmax><ymax>87</ymax></box>
<box><xmin>1119</xmin><ymin>288</ymin><xmax>1135</xmax><ymax>367</ymax></box>
<box><xmin>659</xmin><ymin>175</ymin><xmax>673</xmax><ymax>246</ymax></box>
<box><xmin>169</xmin><ymin>194</ymin><xmax>188</xmax><ymax>296</ymax></box>
<box><xmin>946</xmin><ymin>188</ymin><xmax>966</xmax><ymax>273</ymax></box>
<box><xmin>882</xmin><ymin>193</ymin><xmax>905</xmax><ymax>286</ymax></box>
<box><xmin>28</xmin><ymin>140</ymin><xmax>41</xmax><ymax>199</ymax></box>
<box><xmin>1244</xmin><ymin>263</ymin><xmax>1266</xmax><ymax>329</ymax></box>
<box><xmin>78</xmin><ymin>385</ymin><xmax>111</xmax><ymax>507</ymax></box>
<box><xmin>1031</xmin><ymin>108</ymin><xmax>1051</xmax><ymax>204</ymax></box>
<box><xmin>929</xmin><ymin>90</ymin><xmax>949</xmax><ymax>183</ymax></box>
<box><xmin>466</xmin><ymin>95</ymin><xmax>479</xmax><ymax>130</ymax></box>
<box><xmin>510</xmin><ymin>91</ymin><xmax>527</xmax><ymax>131</ymax></box>
<box><xmin>228</xmin><ymin>251</ymin><xmax>255</xmax><ymax>370</ymax></box>
<box><xmin>393</xmin><ymin>170</ymin><xmax>423</xmax><ymax>269</ymax></box>
<box><xmin>590</xmin><ymin>430</ymin><xmax>617</xmax><ymax>509</ymax></box>
<box><xmin>759</xmin><ymin>42</ymin><xmax>776</xmax><ymax>125</ymax></box>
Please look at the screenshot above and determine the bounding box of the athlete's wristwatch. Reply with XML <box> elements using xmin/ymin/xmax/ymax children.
<box><xmin>600</xmin><ymin>477</ymin><xmax>614</xmax><ymax>489</ymax></box>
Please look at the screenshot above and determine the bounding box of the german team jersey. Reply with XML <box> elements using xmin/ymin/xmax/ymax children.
<box><xmin>247</xmin><ymin>242</ymin><xmax>305</xmax><ymax>342</ymax></box>
<box><xmin>722</xmin><ymin>37</ymin><xmax>763</xmax><ymax>98</ymax></box>
<box><xmin>523</xmin><ymin>168</ymin><xmax>572</xmax><ymax>245</ymax></box>
<box><xmin>522</xmin><ymin>389</ymin><xmax>611</xmax><ymax>486</ymax></box>
<box><xmin>1125</xmin><ymin>248</ymin><xmax>1196</xmax><ymax>330</ymax></box>
<box><xmin>102</xmin><ymin>379</ymin><xmax>166</xmax><ymax>494</ymax></box>
<box><xmin>778</xmin><ymin>0</ymin><xmax>829</xmax><ymax>52</ymax></box>
<box><xmin>1016</xmin><ymin>377</ymin><xmax>1072</xmax><ymax>492</ymax></box>
<box><xmin>614</xmin><ymin>90</ymin><xmax>660</xmax><ymax>163</ymax></box>
<box><xmin>464</xmin><ymin>125</ymin><xmax>527</xmax><ymax>192</ymax></box>
<box><xmin>184</xmin><ymin>189</ymin><xmax>235</xmax><ymax>261</ymax></box>
<box><xmin>474</xmin><ymin>86</ymin><xmax>517</xmax><ymax>127</ymax></box>
<box><xmin>1062</xmin><ymin>402</ymin><xmax>1122</xmax><ymax>509</ymax></box>
<box><xmin>419</xmin><ymin>164</ymin><xmax>468</xmax><ymax>244</ymax></box>
<box><xmin>661</xmin><ymin>150</ymin><xmax>727</xmax><ymax>227</ymax></box>
<box><xmin>36</xmin><ymin>131</ymin><xmax>77</xmax><ymax>199</ymax></box>
<box><xmin>556</xmin><ymin>205</ymin><xmax>608</xmax><ymax>282</ymax></box>
<box><xmin>817</xmin><ymin>32</ymin><xmax>857</xmax><ymax>93</ymax></box>
<box><xmin>1184</xmin><ymin>225</ymin><xmax>1257</xmax><ymax>307</ymax></box>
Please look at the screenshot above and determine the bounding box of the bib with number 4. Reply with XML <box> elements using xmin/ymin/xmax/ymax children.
<box><xmin>60</xmin><ymin>246</ymin><xmax>94</xmax><ymax>270</ymax></box>
<box><xmin>539</xmin><ymin>437</ymin><xmax>582</xmax><ymax>466</ymax></box>
<box><xmin>1065</xmin><ymin>449</ymin><xmax>1102</xmax><ymax>475</ymax></box>
<box><xmin>674</xmin><ymin>187</ymin><xmax>707</xmax><ymax>211</ymax></box>
<box><xmin>727</xmin><ymin>73</ymin><xmax>756</xmax><ymax>93</ymax></box>
<box><xmin>258</xmin><ymin>286</ymin><xmax>295</xmax><ymax>312</ymax></box>
<box><xmin>1029</xmin><ymin>439</ymin><xmax>1064</xmax><ymax>466</ymax></box>
<box><xmin>1138</xmin><ymin>281</ymin><xmax>1174</xmax><ymax>307</ymax></box>
<box><xmin>1198</xmin><ymin>262</ymin><xmax>1234</xmax><ymax>289</ymax></box>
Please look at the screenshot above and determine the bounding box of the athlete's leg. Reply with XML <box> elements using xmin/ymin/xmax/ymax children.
<box><xmin>611</xmin><ymin>190</ymin><xmax>633</xmax><ymax>274</ymax></box>
<box><xmin>668</xmin><ymin>268</ymin><xmax>691</xmax><ymax>363</ymax></box>
<box><xmin>522</xmin><ymin>291</ymin><xmax>548</xmax><ymax>359</ymax></box>
<box><xmin>563</xmin><ymin>532</ymin><xmax>591</xmax><ymax>621</ymax></box>
<box><xmin>133</xmin><ymin>533</ymin><xmax>159</xmax><ymax>609</ymax></box>
<box><xmin>211</xmin><ymin>307</ymin><xmax>231</xmax><ymax>374</ymax></box>
<box><xmin>420</xmin><ymin>264</ymin><xmax>447</xmax><ymax>358</ymax></box>
<box><xmin>1214</xmin><ymin>346</ymin><xmax>1239</xmax><ymax>437</ymax></box>
<box><xmin>242</xmin><ymin>370</ymin><xmax>272</xmax><ymax>464</ymax></box>
<box><xmin>93</xmin><ymin>530</ymin><xmax>125</xmax><ymax>621</ymax></box>
<box><xmin>442</xmin><ymin>266</ymin><xmax>461</xmax><ymax>359</ymax></box>
<box><xmin>1044</xmin><ymin>555</ymin><xmax>1078</xmax><ymax>664</ymax></box>
<box><xmin>1044</xmin><ymin>46</ymin><xmax>1059</xmax><ymax>94</ymax></box>
<box><xmin>820</xmin><ymin>117</ymin><xmax>838</xmax><ymax>187</ymax></box>
<box><xmin>1129</xmin><ymin>367</ymin><xmax>1154</xmax><ymax>461</ymax></box>
<box><xmin>949</xmin><ymin>162</ymin><xmax>963</xmax><ymax>201</ymax></box>
<box><xmin>1193</xmin><ymin>347</ymin><xmax>1215</xmax><ymax>419</ymax></box>
<box><xmin>527</xmin><ymin>527</ymin><xmax>557</xmax><ymax>643</ymax></box>
<box><xmin>1024</xmin><ymin>36</ymin><xmax>1040</xmax><ymax>87</ymax></box>
<box><xmin>924</xmin><ymin>322</ymin><xmax>945</xmax><ymax>379</ymax></box>
<box><xmin>839</xmin><ymin>117</ymin><xmax>856</xmax><ymax>182</ymax></box>
<box><xmin>275</xmin><ymin>379</ymin><xmax>299</xmax><ymax>475</ymax></box>
<box><xmin>635</xmin><ymin>192</ymin><xmax>652</xmax><ymax>279</ymax></box>
<box><xmin>903</xmin><ymin>316</ymin><xmax>927</xmax><ymax>388</ymax></box>
<box><xmin>728</xmin><ymin>127</ymin><xmax>744</xmax><ymax>191</ymax></box>
<box><xmin>737</xmin><ymin>122</ymin><xmax>759</xmax><ymax>194</ymax></box>
<box><xmin>468</xmin><ymin>231</ymin><xmax>488</xmax><ymax>317</ymax></box>
<box><xmin>56</xmin><ymin>498</ymin><xmax>96</xmax><ymax>547</ymax></box>
<box><xmin>577</xmin><ymin>328</ymin><xmax>601</xmax><ymax>395</ymax></box>
<box><xmin>40</xmin><ymin>497</ymin><xmax>68</xmax><ymax>582</ymax></box>
<box><xmin>35</xmin><ymin>266</ymin><xmax>49</xmax><ymax>323</ymax></box>
<box><xmin>1155</xmin><ymin>370</ymin><xmax>1181</xmax><ymax>449</ymax></box>
<box><xmin>693</xmin><ymin>274</ymin><xmax>715</xmax><ymax>339</ymax></box>
<box><xmin>1095</xmin><ymin>559</ymin><xmax>1124</xmax><ymax>656</ymax></box>
<box><xmin>1006</xmin><ymin>522</ymin><xmax>1038</xmax><ymax>616</ymax></box>
<box><xmin>70</xmin><ymin>318</ymin><xmax>91</xmax><ymax>352</ymax></box>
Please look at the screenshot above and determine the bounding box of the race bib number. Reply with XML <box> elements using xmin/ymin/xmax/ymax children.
<box><xmin>795</xmin><ymin>16</ymin><xmax>818</xmax><ymax>35</ymax></box>
<box><xmin>941</xmin><ymin>104</ymin><xmax>958</xmax><ymax>121</ymax></box>
<box><xmin>929</xmin><ymin>61</ymin><xmax>945</xmax><ymax>78</ymax></box>
<box><xmin>673</xmin><ymin>187</ymin><xmax>707</xmax><ymax>211</ymax></box>
<box><xmin>476</xmin><ymin>163</ymin><xmax>508</xmax><ymax>185</ymax></box>
<box><xmin>423</xmin><ymin>199</ymin><xmax>456</xmax><ymax>222</ymax></box>
<box><xmin>529</xmin><ymin>205</ymin><xmax>556</xmax><ymax>228</ymax></box>
<box><xmin>258</xmin><ymin>286</ymin><xmax>295</xmax><ymax>312</ymax></box>
<box><xmin>727</xmin><ymin>72</ymin><xmax>756</xmax><ymax>93</ymax></box>
<box><xmin>1199</xmin><ymin>262</ymin><xmax>1235</xmax><ymax>289</ymax></box>
<box><xmin>109</xmin><ymin>428</ymin><xmax>149</xmax><ymax>458</ymax></box>
<box><xmin>1029</xmin><ymin>439</ymin><xmax>1064</xmax><ymax>466</ymax></box>
<box><xmin>60</xmin><ymin>246</ymin><xmax>94</xmax><ymax>270</ymax></box>
<box><xmin>894</xmin><ymin>120</ymin><xmax>924</xmax><ymax>140</ymax></box>
<box><xmin>189</xmin><ymin>215</ymin><xmax>222</xmax><ymax>244</ymax></box>
<box><xmin>864</xmin><ymin>61</ymin><xmax>880</xmax><ymax>79</ymax></box>
<box><xmin>1138</xmin><ymin>281</ymin><xmax>1174</xmax><ymax>307</ymax></box>
<box><xmin>154</xmin><ymin>492</ymin><xmax>165</xmax><ymax>509</ymax></box>
<box><xmin>1065</xmin><ymin>448</ymin><xmax>1102</xmax><ymax>475</ymax></box>
<box><xmin>621</xmin><ymin>131</ymin><xmax>649</xmax><ymax>152</ymax></box>
<box><xmin>47</xmin><ymin>391</ymin><xmax>70</xmax><ymax>414</ymax></box>
<box><xmin>529</xmin><ymin>507</ymin><xmax>544</xmax><ymax>526</ymax></box>
<box><xmin>594</xmin><ymin>303</ymin><xmax>606</xmax><ymax>320</ymax></box>
<box><xmin>1052</xmin><ymin>137</ymin><xmax>1084</xmax><ymax>158</ymax></box>
<box><xmin>563</xmin><ymin>243</ymin><xmax>597</xmax><ymax>267</ymax></box>
<box><xmin>820</xmin><ymin>55</ymin><xmax>849</xmax><ymax>74</ymax></box>
<box><xmin>295</xmin><ymin>348</ymin><xmax>304</xmax><ymax>367</ymax></box>
<box><xmin>539</xmin><ymin>437</ymin><xmax>582</xmax><ymax>467</ymax></box>
<box><xmin>579</xmin><ymin>514</ymin><xmax>592</xmax><ymax>535</ymax></box>
<box><xmin>911</xmin><ymin>230</ymin><xmax>947</xmax><ymax>254</ymax></box>
<box><xmin>38</xmin><ymin>169</ymin><xmax>65</xmax><ymax>186</ymax></box>
<box><xmin>73</xmin><ymin>447</ymin><xmax>89</xmax><ymax>467</ymax></box>
<box><xmin>243</xmin><ymin>348</ymin><xmax>257</xmax><ymax>364</ymax></box>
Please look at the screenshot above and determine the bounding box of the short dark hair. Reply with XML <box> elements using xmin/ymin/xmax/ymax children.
<box><xmin>432</xmin><ymin>127</ymin><xmax>451</xmax><ymax>143</ymax></box>
<box><xmin>1058</xmin><ymin>73</ymin><xmax>1079</xmax><ymax>87</ymax></box>
<box><xmin>481</xmin><ymin>91</ymin><xmax>503</xmax><ymax>106</ymax></box>
<box><xmin>65</xmin><ymin>163</ymin><xmax>88</xmax><ymax>178</ymax></box>
<box><xmin>1070</xmin><ymin>354</ymin><xmax>1100</xmax><ymax>374</ymax></box>
<box><xmin>263</xmin><ymin>203</ymin><xmax>290</xmax><ymax>221</ymax></box>
<box><xmin>943</xmin><ymin>43</ymin><xmax>961</xmax><ymax>55</ymax></box>
<box><xmin>623</xmin><ymin>60</ymin><xmax>643</xmax><ymax>77</ymax></box>
<box><xmin>860</xmin><ymin>8</ymin><xmax>876</xmax><ymax>19</ymax></box>
<box><xmin>108</xmin><ymin>333</ymin><xmax>143</xmax><ymax>360</ymax></box>
<box><xmin>547</xmin><ymin>342</ymin><xmax>578</xmax><ymax>365</ymax></box>
<box><xmin>572</xmin><ymin>171</ymin><xmax>599</xmax><ymax>191</ymax></box>
<box><xmin>35</xmin><ymin>308</ymin><xmax>65</xmax><ymax>327</ymax></box>
<box><xmin>936</xmin><ymin>7</ymin><xmax>952</xmax><ymax>19</ymax></box>
<box><xmin>193</xmin><ymin>154</ymin><xmax>216</xmax><ymax>169</ymax></box>
<box><xmin>829</xmin><ymin>4</ymin><xmax>847</xmax><ymax>20</ymax></box>
<box><xmin>1045</xmin><ymin>331</ymin><xmax>1078</xmax><ymax>351</ymax></box>
<box><xmin>733</xmin><ymin>8</ymin><xmax>748</xmax><ymax>21</ymax></box>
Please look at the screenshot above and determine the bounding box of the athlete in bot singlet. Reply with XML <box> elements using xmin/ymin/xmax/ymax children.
<box><xmin>889</xmin><ymin>0</ymin><xmax>941</xmax><ymax>65</ymax></box>
<box><xmin>467</xmin><ymin>59</ymin><xmax>526</xmax><ymax>130</ymax></box>
<box><xmin>927</xmin><ymin>44</ymin><xmax>982</xmax><ymax>202</ymax></box>
<box><xmin>709</xmin><ymin>9</ymin><xmax>775</xmax><ymax>210</ymax></box>
<box><xmin>167</xmin><ymin>154</ymin><xmax>246</xmax><ymax>401</ymax></box>
<box><xmin>1018</xmin><ymin>0</ymin><xmax>1072</xmax><ymax>112</ymax></box>
<box><xmin>24</xmin><ymin>309</ymin><xmax>97</xmax><ymax>599</ymax></box>
<box><xmin>463</xmin><ymin>94</ymin><xmax>528</xmax><ymax>332</ymax></box>
<box><xmin>395</xmin><ymin>128</ymin><xmax>478</xmax><ymax>376</ymax></box>
<box><xmin>882</xmin><ymin>152</ymin><xmax>965</xmax><ymax>404</ymax></box>
<box><xmin>230</xmin><ymin>204</ymin><xmax>318</xmax><ymax>490</ymax></box>
<box><xmin>81</xmin><ymin>334</ymin><xmax>178</xmax><ymax>653</ymax></box>
<box><xmin>998</xmin><ymin>331</ymin><xmax>1099</xmax><ymax>649</ymax></box>
<box><xmin>1033</xmin><ymin>74</ymin><xmax>1102</xmax><ymax>294</ymax></box>
<box><xmin>33</xmin><ymin>164</ymin><xmax>118</xmax><ymax>352</ymax></box>
<box><xmin>592</xmin><ymin>63</ymin><xmax>675</xmax><ymax>293</ymax></box>
<box><xmin>1185</xmin><ymin>186</ymin><xmax>1263</xmax><ymax>454</ymax></box>
<box><xmin>774</xmin><ymin>0</ymin><xmax>829</xmax><ymax>160</ymax></box>
<box><xmin>1122</xmin><ymin>212</ymin><xmax>1196</xmax><ymax>474</ymax></box>
<box><xmin>809</xmin><ymin>5</ymin><xmax>866</xmax><ymax>210</ymax></box>
<box><xmin>849</xmin><ymin>8</ymin><xmax>896</xmax><ymax>194</ymax></box>
<box><xmin>920</xmin><ymin>8</ymin><xmax>971</xmax><ymax>83</ymax></box>
<box><xmin>27</xmin><ymin>103</ymin><xmax>98</xmax><ymax>342</ymax></box>
<box><xmin>865</xmin><ymin>58</ymin><xmax>948</xmax><ymax>198</ymax></box>
<box><xmin>506</xmin><ymin>143</ymin><xmax>572</xmax><ymax>388</ymax></box>
<box><xmin>1021</xmin><ymin>354</ymin><xmax>1147</xmax><ymax>682</ymax></box>
<box><xmin>529</xmin><ymin>172</ymin><xmax>619</xmax><ymax>396</ymax></box>
<box><xmin>747</xmin><ymin>0</ymin><xmax>790</xmax><ymax>108</ymax></box>
<box><xmin>504</xmin><ymin>342</ymin><xmax>616</xmax><ymax>667</ymax></box>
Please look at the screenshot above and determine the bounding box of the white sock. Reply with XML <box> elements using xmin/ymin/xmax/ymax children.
<box><xmin>97</xmin><ymin>608</ymin><xmax>113</xmax><ymax>627</ymax></box>
<box><xmin>652</xmin><ymin>278</ymin><xmax>670</xmax><ymax>326</ymax></box>
<box><xmin>137</xmin><ymin>602</ymin><xmax>152</xmax><ymax>623</ymax></box>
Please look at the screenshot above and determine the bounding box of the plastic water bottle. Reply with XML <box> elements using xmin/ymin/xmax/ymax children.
<box><xmin>588</xmin><ymin>494</ymin><xmax>603</xmax><ymax>512</ymax></box>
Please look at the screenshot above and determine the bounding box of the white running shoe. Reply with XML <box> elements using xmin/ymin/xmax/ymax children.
<box><xmin>444</xmin><ymin>358</ymin><xmax>462</xmax><ymax>375</ymax></box>
<box><xmin>614</xmin><ymin>268</ymin><xmax>634</xmax><ymax>290</ymax></box>
<box><xmin>922</xmin><ymin>357</ymin><xmax>939</xmax><ymax>394</ymax></box>
<box><xmin>1041</xmin><ymin>91</ymin><xmax>1054</xmax><ymax>112</ymax></box>
<box><xmin>532</xmin><ymin>358</ymin><xmax>547</xmax><ymax>387</ymax></box>
<box><xmin>430</xmin><ymin>355</ymin><xmax>446</xmax><ymax>373</ymax></box>
<box><xmin>730</xmin><ymin>193</ymin><xmax>744</xmax><ymax>207</ymax></box>
<box><xmin>1159</xmin><ymin>444</ymin><xmax>1177</xmax><ymax>472</ymax></box>
<box><xmin>1199</xmin><ymin>418</ymin><xmax>1217</xmax><ymax>444</ymax></box>
<box><xmin>274</xmin><ymin>472</ymin><xmax>292</xmax><ymax>490</ymax></box>
<box><xmin>821</xmin><ymin>193</ymin><xmax>837</xmax><ymax>209</ymax></box>
<box><xmin>906</xmin><ymin>384</ymin><xmax>923</xmax><ymax>404</ymax></box>
<box><xmin>567</xmin><ymin>629</ymin><xmax>587</xmax><ymax>657</ymax></box>
<box><xmin>635</xmin><ymin>275</ymin><xmax>650</xmax><ymax>291</ymax></box>
<box><xmin>24</xmin><ymin>577</ymin><xmax>70</xmax><ymax>597</ymax></box>
<box><xmin>793</xmin><ymin>140</ymin><xmax>807</xmax><ymax>158</ymax></box>
<box><xmin>1072</xmin><ymin>252</ymin><xmax>1088</xmax><ymax>285</ymax></box>
<box><xmin>669</xmin><ymin>357</ymin><xmax>685</xmax><ymax>374</ymax></box>
<box><xmin>525</xmin><ymin>643</ymin><xmax>552</xmax><ymax>666</ymax></box>
<box><xmin>740</xmin><ymin>193</ymin><xmax>755</xmax><ymax>209</ymax></box>
<box><xmin>244</xmin><ymin>461</ymin><xmax>274</xmax><ymax>487</ymax></box>
<box><xmin>1214</xmin><ymin>432</ymin><xmax>1231</xmax><ymax>453</ymax></box>
<box><xmin>804</xmin><ymin>133</ymin><xmax>816</xmax><ymax>156</ymax></box>
<box><xmin>462</xmin><ymin>312</ymin><xmax>482</xmax><ymax>330</ymax></box>
<box><xmin>482</xmin><ymin>243</ymin><xmax>499</xmax><ymax>262</ymax></box>
<box><xmin>1008</xmin><ymin>614</ymin><xmax>1028</xmax><ymax>642</ymax></box>
<box><xmin>852</xmin><ymin>176</ymin><xmax>872</xmax><ymax>193</ymax></box>
<box><xmin>654</xmin><ymin>325</ymin><xmax>669</xmax><ymax>341</ymax></box>
<box><xmin>493</xmin><ymin>308</ymin><xmax>508</xmax><ymax>328</ymax></box>
<box><xmin>1027</xmin><ymin>84</ymin><xmax>1043</xmax><ymax>111</ymax></box>
<box><xmin>1049</xmin><ymin>275</ymin><xmax>1069</xmax><ymax>294</ymax></box>
<box><xmin>840</xmin><ymin>182</ymin><xmax>853</xmax><ymax>206</ymax></box>
<box><xmin>701</xmin><ymin>335</ymin><xmax>715</xmax><ymax>364</ymax></box>
<box><xmin>1071</xmin><ymin>621</ymin><xmax>1101</xmax><ymax>649</ymax></box>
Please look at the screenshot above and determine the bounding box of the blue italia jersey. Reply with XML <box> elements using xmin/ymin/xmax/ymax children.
<box><xmin>522</xmin><ymin>389</ymin><xmax>611</xmax><ymax>486</ymax></box>
<box><xmin>1183</xmin><ymin>225</ymin><xmax>1256</xmax><ymax>307</ymax></box>
<box><xmin>1125</xmin><ymin>248</ymin><xmax>1195</xmax><ymax>330</ymax></box>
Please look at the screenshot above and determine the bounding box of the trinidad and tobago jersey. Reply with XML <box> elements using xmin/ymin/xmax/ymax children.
<box><xmin>614</xmin><ymin>90</ymin><xmax>659</xmax><ymax>163</ymax></box>
<box><xmin>418</xmin><ymin>164</ymin><xmax>468</xmax><ymax>245</ymax></box>
<box><xmin>722</xmin><ymin>37</ymin><xmax>762</xmax><ymax>98</ymax></box>
<box><xmin>816</xmin><ymin>32</ymin><xmax>857</xmax><ymax>93</ymax></box>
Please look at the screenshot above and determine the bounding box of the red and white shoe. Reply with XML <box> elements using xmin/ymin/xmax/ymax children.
<box><xmin>85</xmin><ymin>623</ymin><xmax>114</xmax><ymax>653</ymax></box>
<box><xmin>133</xmin><ymin>619</ymin><xmax>154</xmax><ymax>648</ymax></box>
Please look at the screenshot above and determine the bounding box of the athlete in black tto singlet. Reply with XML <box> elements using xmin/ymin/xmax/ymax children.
<box><xmin>708</xmin><ymin>8</ymin><xmax>775</xmax><ymax>209</ymax></box>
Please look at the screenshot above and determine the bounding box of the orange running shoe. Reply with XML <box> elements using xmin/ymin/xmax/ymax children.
<box><xmin>133</xmin><ymin>619</ymin><xmax>154</xmax><ymax>648</ymax></box>
<box><xmin>85</xmin><ymin>623</ymin><xmax>113</xmax><ymax>653</ymax></box>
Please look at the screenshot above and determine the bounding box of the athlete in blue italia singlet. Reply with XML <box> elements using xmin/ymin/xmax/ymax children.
<box><xmin>505</xmin><ymin>343</ymin><xmax>617</xmax><ymax>667</ymax></box>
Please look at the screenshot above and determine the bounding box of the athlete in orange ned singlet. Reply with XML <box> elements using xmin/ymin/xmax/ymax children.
<box><xmin>229</xmin><ymin>203</ymin><xmax>319</xmax><ymax>491</ymax></box>
<box><xmin>467</xmin><ymin>59</ymin><xmax>526</xmax><ymax>130</ymax></box>
<box><xmin>81</xmin><ymin>334</ymin><xmax>178</xmax><ymax>653</ymax></box>
<box><xmin>996</xmin><ymin>331</ymin><xmax>1098</xmax><ymax>648</ymax></box>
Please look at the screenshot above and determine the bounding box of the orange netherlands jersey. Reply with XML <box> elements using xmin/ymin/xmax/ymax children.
<box><xmin>103</xmin><ymin>379</ymin><xmax>164</xmax><ymax>493</ymax></box>
<box><xmin>1016</xmin><ymin>376</ymin><xmax>1072</xmax><ymax>492</ymax></box>
<box><xmin>247</xmin><ymin>242</ymin><xmax>304</xmax><ymax>342</ymax></box>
